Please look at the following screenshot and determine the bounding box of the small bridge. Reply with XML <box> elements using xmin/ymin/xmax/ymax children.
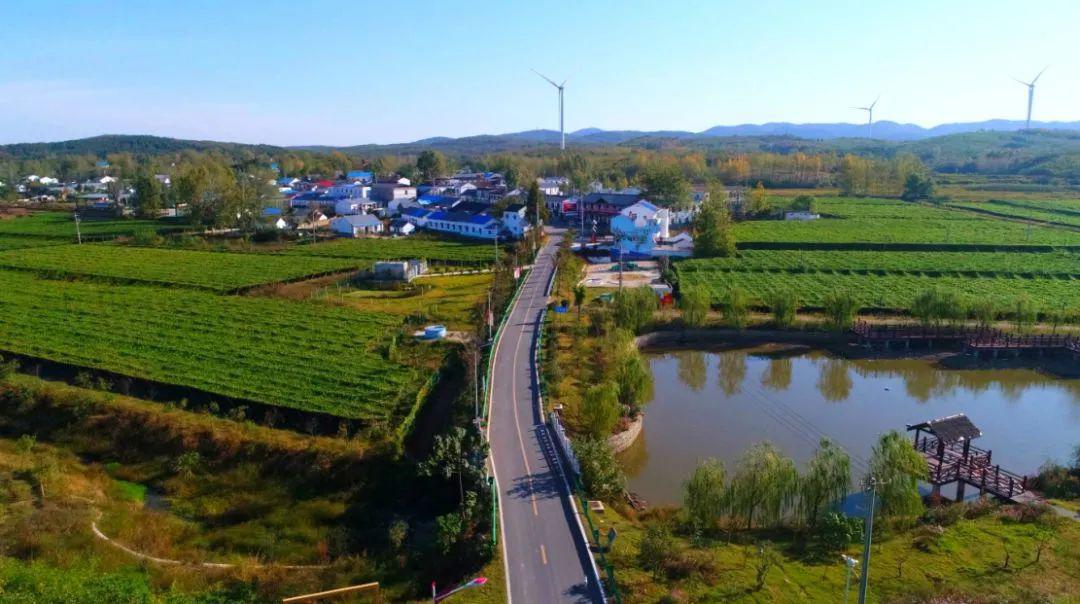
<box><xmin>907</xmin><ymin>414</ymin><xmax>1034</xmax><ymax>503</ymax></box>
<box><xmin>964</xmin><ymin>332</ymin><xmax>1080</xmax><ymax>359</ymax></box>
<box><xmin>852</xmin><ymin>321</ymin><xmax>992</xmax><ymax>350</ymax></box>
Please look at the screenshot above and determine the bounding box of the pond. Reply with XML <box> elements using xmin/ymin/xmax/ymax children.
<box><xmin>619</xmin><ymin>347</ymin><xmax>1080</xmax><ymax>506</ymax></box>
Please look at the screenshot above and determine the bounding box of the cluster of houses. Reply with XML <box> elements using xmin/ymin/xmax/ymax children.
<box><xmin>9</xmin><ymin>173</ymin><xmax>133</xmax><ymax>209</ymax></box>
<box><xmin>273</xmin><ymin>169</ymin><xmax>535</xmax><ymax>241</ymax></box>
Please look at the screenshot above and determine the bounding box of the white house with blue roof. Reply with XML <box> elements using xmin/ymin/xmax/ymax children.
<box><xmin>609</xmin><ymin>200</ymin><xmax>671</xmax><ymax>255</ymax></box>
<box><xmin>425</xmin><ymin>211</ymin><xmax>500</xmax><ymax>240</ymax></box>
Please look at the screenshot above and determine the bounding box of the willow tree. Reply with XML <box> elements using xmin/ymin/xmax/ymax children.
<box><xmin>729</xmin><ymin>442</ymin><xmax>798</xmax><ymax>529</ymax></box>
<box><xmin>797</xmin><ymin>439</ymin><xmax>851</xmax><ymax>530</ymax></box>
<box><xmin>723</xmin><ymin>287</ymin><xmax>750</xmax><ymax>330</ymax></box>
<box><xmin>769</xmin><ymin>290</ymin><xmax>798</xmax><ymax>329</ymax></box>
<box><xmin>680</xmin><ymin>287</ymin><xmax>711</xmax><ymax>327</ymax></box>
<box><xmin>683</xmin><ymin>458</ymin><xmax>727</xmax><ymax>533</ymax></box>
<box><xmin>868</xmin><ymin>431</ymin><xmax>928</xmax><ymax>517</ymax></box>
<box><xmin>579</xmin><ymin>383</ymin><xmax>620</xmax><ymax>439</ymax></box>
<box><xmin>823</xmin><ymin>290</ymin><xmax>858</xmax><ymax>331</ymax></box>
<box><xmin>616</xmin><ymin>352</ymin><xmax>653</xmax><ymax>415</ymax></box>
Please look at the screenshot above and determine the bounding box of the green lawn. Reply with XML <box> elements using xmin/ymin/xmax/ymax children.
<box><xmin>0</xmin><ymin>269</ymin><xmax>421</xmax><ymax>420</ymax></box>
<box><xmin>0</xmin><ymin>243</ymin><xmax>364</xmax><ymax>291</ymax></box>
<box><xmin>603</xmin><ymin>508</ymin><xmax>1080</xmax><ymax>603</ymax></box>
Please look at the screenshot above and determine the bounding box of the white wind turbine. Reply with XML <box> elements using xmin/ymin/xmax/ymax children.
<box><xmin>852</xmin><ymin>95</ymin><xmax>880</xmax><ymax>139</ymax></box>
<box><xmin>1014</xmin><ymin>67</ymin><xmax>1048</xmax><ymax>130</ymax></box>
<box><xmin>532</xmin><ymin>69</ymin><xmax>567</xmax><ymax>150</ymax></box>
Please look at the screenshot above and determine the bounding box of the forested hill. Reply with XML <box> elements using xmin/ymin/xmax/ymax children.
<box><xmin>2</xmin><ymin>129</ymin><xmax>1079</xmax><ymax>179</ymax></box>
<box><xmin>0</xmin><ymin>135</ymin><xmax>284</xmax><ymax>160</ymax></box>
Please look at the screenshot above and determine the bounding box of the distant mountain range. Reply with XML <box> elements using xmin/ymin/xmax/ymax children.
<box><xmin>313</xmin><ymin>119</ymin><xmax>1080</xmax><ymax>155</ymax></box>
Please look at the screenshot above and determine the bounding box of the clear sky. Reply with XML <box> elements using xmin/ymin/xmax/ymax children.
<box><xmin>2</xmin><ymin>0</ymin><xmax>1077</xmax><ymax>146</ymax></box>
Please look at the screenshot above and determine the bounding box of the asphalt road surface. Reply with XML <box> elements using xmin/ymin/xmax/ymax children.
<box><xmin>489</xmin><ymin>233</ymin><xmax>603</xmax><ymax>603</ymax></box>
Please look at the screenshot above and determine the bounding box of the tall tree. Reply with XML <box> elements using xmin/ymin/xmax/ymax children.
<box><xmin>747</xmin><ymin>181</ymin><xmax>770</xmax><ymax>216</ymax></box>
<box><xmin>868</xmin><ymin>431</ymin><xmax>927</xmax><ymax>517</ymax></box>
<box><xmin>132</xmin><ymin>172</ymin><xmax>164</xmax><ymax>218</ymax></box>
<box><xmin>693</xmin><ymin>184</ymin><xmax>736</xmax><ymax>258</ymax></box>
<box><xmin>640</xmin><ymin>162</ymin><xmax>691</xmax><ymax>208</ymax></box>
<box><xmin>416</xmin><ymin>150</ymin><xmax>447</xmax><ymax>182</ymax></box>
<box><xmin>525</xmin><ymin>180</ymin><xmax>549</xmax><ymax>223</ymax></box>
<box><xmin>579</xmin><ymin>383</ymin><xmax>620</xmax><ymax>439</ymax></box>
<box><xmin>797</xmin><ymin>439</ymin><xmax>851</xmax><ymax>529</ymax></box>
<box><xmin>729</xmin><ymin>442</ymin><xmax>798</xmax><ymax>529</ymax></box>
<box><xmin>679</xmin><ymin>287</ymin><xmax>711</xmax><ymax>327</ymax></box>
<box><xmin>684</xmin><ymin>458</ymin><xmax>727</xmax><ymax>532</ymax></box>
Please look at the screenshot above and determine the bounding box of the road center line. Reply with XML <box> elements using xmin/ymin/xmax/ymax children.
<box><xmin>540</xmin><ymin>544</ymin><xmax>548</xmax><ymax>565</ymax></box>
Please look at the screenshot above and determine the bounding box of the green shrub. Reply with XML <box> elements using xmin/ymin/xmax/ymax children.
<box><xmin>813</xmin><ymin>511</ymin><xmax>863</xmax><ymax>554</ymax></box>
<box><xmin>573</xmin><ymin>438</ymin><xmax>626</xmax><ymax>500</ymax></box>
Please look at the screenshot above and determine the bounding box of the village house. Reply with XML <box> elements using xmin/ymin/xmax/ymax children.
<box><xmin>578</xmin><ymin>192</ymin><xmax>644</xmax><ymax>235</ymax></box>
<box><xmin>500</xmin><ymin>204</ymin><xmax>531</xmax><ymax>239</ymax></box>
<box><xmin>610</xmin><ymin>200</ymin><xmax>671</xmax><ymax>256</ymax></box>
<box><xmin>537</xmin><ymin>176</ymin><xmax>567</xmax><ymax>195</ymax></box>
<box><xmin>331</xmin><ymin>213</ymin><xmax>383</xmax><ymax>237</ymax></box>
<box><xmin>425</xmin><ymin>211</ymin><xmax>500</xmax><ymax>240</ymax></box>
<box><xmin>370</xmin><ymin>182</ymin><xmax>417</xmax><ymax>203</ymax></box>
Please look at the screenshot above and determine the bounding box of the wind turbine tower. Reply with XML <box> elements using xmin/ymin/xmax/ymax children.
<box><xmin>532</xmin><ymin>69</ymin><xmax>567</xmax><ymax>150</ymax></box>
<box><xmin>852</xmin><ymin>95</ymin><xmax>880</xmax><ymax>139</ymax></box>
<box><xmin>1015</xmin><ymin>67</ymin><xmax>1047</xmax><ymax>130</ymax></box>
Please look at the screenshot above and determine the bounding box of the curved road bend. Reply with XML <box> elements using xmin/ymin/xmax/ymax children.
<box><xmin>489</xmin><ymin>233</ymin><xmax>603</xmax><ymax>603</ymax></box>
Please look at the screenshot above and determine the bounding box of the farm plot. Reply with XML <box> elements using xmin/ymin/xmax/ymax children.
<box><xmin>277</xmin><ymin>236</ymin><xmax>501</xmax><ymax>265</ymax></box>
<box><xmin>0</xmin><ymin>234</ymin><xmax>71</xmax><ymax>251</ymax></box>
<box><xmin>0</xmin><ymin>244</ymin><xmax>364</xmax><ymax>291</ymax></box>
<box><xmin>735</xmin><ymin>197</ymin><xmax>1080</xmax><ymax>246</ymax></box>
<box><xmin>945</xmin><ymin>199</ymin><xmax>1080</xmax><ymax>228</ymax></box>
<box><xmin>0</xmin><ymin>269</ymin><xmax>420</xmax><ymax>420</ymax></box>
<box><xmin>680</xmin><ymin>250</ymin><xmax>1080</xmax><ymax>277</ymax></box>
<box><xmin>0</xmin><ymin>212</ymin><xmax>182</xmax><ymax>240</ymax></box>
<box><xmin>676</xmin><ymin>263</ymin><xmax>1079</xmax><ymax>311</ymax></box>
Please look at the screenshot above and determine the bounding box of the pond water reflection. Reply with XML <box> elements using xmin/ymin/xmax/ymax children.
<box><xmin>620</xmin><ymin>347</ymin><xmax>1080</xmax><ymax>505</ymax></box>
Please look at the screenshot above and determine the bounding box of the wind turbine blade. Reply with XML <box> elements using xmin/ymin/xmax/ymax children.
<box><xmin>1032</xmin><ymin>66</ymin><xmax>1048</xmax><ymax>84</ymax></box>
<box><xmin>870</xmin><ymin>95</ymin><xmax>880</xmax><ymax>110</ymax></box>
<box><xmin>530</xmin><ymin>68</ymin><xmax>559</xmax><ymax>88</ymax></box>
<box><xmin>560</xmin><ymin>78</ymin><xmax>569</xmax><ymax>88</ymax></box>
<box><xmin>1012</xmin><ymin>77</ymin><xmax>1031</xmax><ymax>87</ymax></box>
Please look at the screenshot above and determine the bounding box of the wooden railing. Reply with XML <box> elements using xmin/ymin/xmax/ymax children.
<box><xmin>915</xmin><ymin>436</ymin><xmax>1027</xmax><ymax>499</ymax></box>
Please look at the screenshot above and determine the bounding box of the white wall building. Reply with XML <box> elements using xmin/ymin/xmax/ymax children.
<box><xmin>609</xmin><ymin>200</ymin><xmax>670</xmax><ymax>256</ymax></box>
<box><xmin>331</xmin><ymin>214</ymin><xmax>383</xmax><ymax>237</ymax></box>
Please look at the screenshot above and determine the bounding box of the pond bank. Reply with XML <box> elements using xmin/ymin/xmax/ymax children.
<box><xmin>635</xmin><ymin>327</ymin><xmax>1080</xmax><ymax>379</ymax></box>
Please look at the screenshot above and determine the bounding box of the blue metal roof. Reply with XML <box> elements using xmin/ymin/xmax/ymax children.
<box><xmin>468</xmin><ymin>214</ymin><xmax>496</xmax><ymax>225</ymax></box>
<box><xmin>402</xmin><ymin>207</ymin><xmax>431</xmax><ymax>218</ymax></box>
<box><xmin>346</xmin><ymin>170</ymin><xmax>373</xmax><ymax>180</ymax></box>
<box><xmin>636</xmin><ymin>200</ymin><xmax>659</xmax><ymax>212</ymax></box>
<box><xmin>262</xmin><ymin>207</ymin><xmax>282</xmax><ymax>216</ymax></box>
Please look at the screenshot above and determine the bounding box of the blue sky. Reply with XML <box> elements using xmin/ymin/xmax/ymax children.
<box><xmin>2</xmin><ymin>0</ymin><xmax>1077</xmax><ymax>145</ymax></box>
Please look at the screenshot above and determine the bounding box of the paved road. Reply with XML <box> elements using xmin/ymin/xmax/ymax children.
<box><xmin>488</xmin><ymin>234</ymin><xmax>603</xmax><ymax>603</ymax></box>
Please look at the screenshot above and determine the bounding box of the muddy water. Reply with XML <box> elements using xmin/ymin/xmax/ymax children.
<box><xmin>619</xmin><ymin>347</ymin><xmax>1080</xmax><ymax>505</ymax></box>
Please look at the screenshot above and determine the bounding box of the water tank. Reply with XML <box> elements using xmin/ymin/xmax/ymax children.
<box><xmin>424</xmin><ymin>325</ymin><xmax>447</xmax><ymax>340</ymax></box>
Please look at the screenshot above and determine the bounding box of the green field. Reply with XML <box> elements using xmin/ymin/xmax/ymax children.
<box><xmin>277</xmin><ymin>235</ymin><xmax>501</xmax><ymax>264</ymax></box>
<box><xmin>0</xmin><ymin>269</ymin><xmax>419</xmax><ymax>419</ymax></box>
<box><xmin>945</xmin><ymin>198</ymin><xmax>1080</xmax><ymax>228</ymax></box>
<box><xmin>735</xmin><ymin>197</ymin><xmax>1080</xmax><ymax>246</ymax></box>
<box><xmin>0</xmin><ymin>244</ymin><xmax>365</xmax><ymax>291</ymax></box>
<box><xmin>0</xmin><ymin>212</ymin><xmax>182</xmax><ymax>240</ymax></box>
<box><xmin>676</xmin><ymin>261</ymin><xmax>1078</xmax><ymax>310</ymax></box>
<box><xmin>678</xmin><ymin>249</ymin><xmax>1080</xmax><ymax>277</ymax></box>
<box><xmin>0</xmin><ymin>234</ymin><xmax>70</xmax><ymax>251</ymax></box>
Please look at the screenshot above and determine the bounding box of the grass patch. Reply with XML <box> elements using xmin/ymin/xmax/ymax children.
<box><xmin>334</xmin><ymin>273</ymin><xmax>492</xmax><ymax>331</ymax></box>
<box><xmin>275</xmin><ymin>235</ymin><xmax>501</xmax><ymax>266</ymax></box>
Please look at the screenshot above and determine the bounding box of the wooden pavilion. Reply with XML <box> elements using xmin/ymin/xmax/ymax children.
<box><xmin>907</xmin><ymin>413</ymin><xmax>1029</xmax><ymax>502</ymax></box>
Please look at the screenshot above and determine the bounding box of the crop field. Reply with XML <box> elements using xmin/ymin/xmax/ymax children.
<box><xmin>0</xmin><ymin>269</ymin><xmax>420</xmax><ymax>420</ymax></box>
<box><xmin>0</xmin><ymin>234</ymin><xmax>69</xmax><ymax>251</ymax></box>
<box><xmin>678</xmin><ymin>250</ymin><xmax>1080</xmax><ymax>277</ymax></box>
<box><xmin>0</xmin><ymin>243</ymin><xmax>364</xmax><ymax>291</ymax></box>
<box><xmin>734</xmin><ymin>197</ymin><xmax>1080</xmax><ymax>246</ymax></box>
<box><xmin>945</xmin><ymin>198</ymin><xmax>1080</xmax><ymax>228</ymax></box>
<box><xmin>0</xmin><ymin>212</ymin><xmax>182</xmax><ymax>240</ymax></box>
<box><xmin>277</xmin><ymin>235</ymin><xmax>501</xmax><ymax>265</ymax></box>
<box><xmin>675</xmin><ymin>265</ymin><xmax>1078</xmax><ymax>310</ymax></box>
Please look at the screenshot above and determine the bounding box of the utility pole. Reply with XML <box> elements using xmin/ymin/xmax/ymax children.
<box><xmin>74</xmin><ymin>210</ymin><xmax>82</xmax><ymax>244</ymax></box>
<box><xmin>858</xmin><ymin>477</ymin><xmax>877</xmax><ymax>604</ymax></box>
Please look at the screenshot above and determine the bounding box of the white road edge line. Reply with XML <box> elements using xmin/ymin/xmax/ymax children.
<box><xmin>534</xmin><ymin>247</ymin><xmax>608</xmax><ymax>603</ymax></box>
